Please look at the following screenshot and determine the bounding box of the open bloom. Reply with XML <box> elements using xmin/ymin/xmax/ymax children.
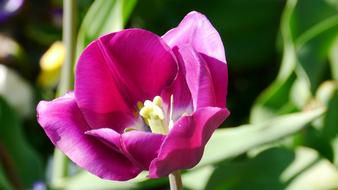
<box><xmin>37</xmin><ymin>11</ymin><xmax>230</xmax><ymax>181</ymax></box>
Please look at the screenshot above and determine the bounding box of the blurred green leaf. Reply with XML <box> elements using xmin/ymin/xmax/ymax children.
<box><xmin>183</xmin><ymin>166</ymin><xmax>214</xmax><ymax>190</ymax></box>
<box><xmin>64</xmin><ymin>172</ymin><xmax>144</xmax><ymax>190</ymax></box>
<box><xmin>296</xmin><ymin>13</ymin><xmax>338</xmax><ymax>93</ymax></box>
<box><xmin>250</xmin><ymin>0</ymin><xmax>338</xmax><ymax>123</ymax></box>
<box><xmin>250</xmin><ymin>0</ymin><xmax>298</xmax><ymax>123</ymax></box>
<box><xmin>199</xmin><ymin>106</ymin><xmax>325</xmax><ymax>167</ymax></box>
<box><xmin>205</xmin><ymin>147</ymin><xmax>338</xmax><ymax>190</ymax></box>
<box><xmin>0</xmin><ymin>164</ymin><xmax>14</xmax><ymax>190</ymax></box>
<box><xmin>314</xmin><ymin>81</ymin><xmax>338</xmax><ymax>165</ymax></box>
<box><xmin>0</xmin><ymin>97</ymin><xmax>43</xmax><ymax>188</ymax></box>
<box><xmin>329</xmin><ymin>37</ymin><xmax>338</xmax><ymax>80</ymax></box>
<box><xmin>63</xmin><ymin>171</ymin><xmax>166</xmax><ymax>190</ymax></box>
<box><xmin>250</xmin><ymin>73</ymin><xmax>297</xmax><ymax>123</ymax></box>
<box><xmin>75</xmin><ymin>0</ymin><xmax>137</xmax><ymax>60</ymax></box>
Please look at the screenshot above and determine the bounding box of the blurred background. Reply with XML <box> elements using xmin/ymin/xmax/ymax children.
<box><xmin>0</xmin><ymin>0</ymin><xmax>337</xmax><ymax>189</ymax></box>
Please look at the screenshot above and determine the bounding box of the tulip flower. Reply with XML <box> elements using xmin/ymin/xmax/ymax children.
<box><xmin>37</xmin><ymin>11</ymin><xmax>230</xmax><ymax>181</ymax></box>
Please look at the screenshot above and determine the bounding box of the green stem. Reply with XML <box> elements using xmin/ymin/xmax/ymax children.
<box><xmin>169</xmin><ymin>171</ymin><xmax>183</xmax><ymax>190</ymax></box>
<box><xmin>57</xmin><ymin>0</ymin><xmax>77</xmax><ymax>96</ymax></box>
<box><xmin>52</xmin><ymin>0</ymin><xmax>77</xmax><ymax>188</ymax></box>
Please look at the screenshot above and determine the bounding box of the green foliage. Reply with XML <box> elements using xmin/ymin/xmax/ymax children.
<box><xmin>0</xmin><ymin>165</ymin><xmax>14</xmax><ymax>190</ymax></box>
<box><xmin>199</xmin><ymin>107</ymin><xmax>325</xmax><ymax>167</ymax></box>
<box><xmin>0</xmin><ymin>98</ymin><xmax>43</xmax><ymax>189</ymax></box>
<box><xmin>250</xmin><ymin>0</ymin><xmax>338</xmax><ymax>123</ymax></box>
<box><xmin>75</xmin><ymin>0</ymin><xmax>137</xmax><ymax>61</ymax></box>
<box><xmin>205</xmin><ymin>147</ymin><xmax>338</xmax><ymax>190</ymax></box>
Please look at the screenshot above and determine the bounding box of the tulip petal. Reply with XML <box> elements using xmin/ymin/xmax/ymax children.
<box><xmin>175</xmin><ymin>45</ymin><xmax>216</xmax><ymax>109</ymax></box>
<box><xmin>162</xmin><ymin>11</ymin><xmax>226</xmax><ymax>63</ymax></box>
<box><xmin>75</xmin><ymin>29</ymin><xmax>177</xmax><ymax>132</ymax></box>
<box><xmin>160</xmin><ymin>59</ymin><xmax>193</xmax><ymax>122</ymax></box>
<box><xmin>163</xmin><ymin>11</ymin><xmax>228</xmax><ymax>107</ymax></box>
<box><xmin>76</xmin><ymin>28</ymin><xmax>177</xmax><ymax>109</ymax></box>
<box><xmin>96</xmin><ymin>29</ymin><xmax>177</xmax><ymax>102</ymax></box>
<box><xmin>85</xmin><ymin>128</ymin><xmax>121</xmax><ymax>153</ymax></box>
<box><xmin>37</xmin><ymin>93</ymin><xmax>142</xmax><ymax>181</ymax></box>
<box><xmin>202</xmin><ymin>54</ymin><xmax>228</xmax><ymax>107</ymax></box>
<box><xmin>86</xmin><ymin>128</ymin><xmax>164</xmax><ymax>170</ymax></box>
<box><xmin>75</xmin><ymin>36</ymin><xmax>129</xmax><ymax>113</ymax></box>
<box><xmin>122</xmin><ymin>131</ymin><xmax>165</xmax><ymax>170</ymax></box>
<box><xmin>149</xmin><ymin>107</ymin><xmax>230</xmax><ymax>178</ymax></box>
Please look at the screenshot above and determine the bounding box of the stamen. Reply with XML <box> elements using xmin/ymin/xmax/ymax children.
<box><xmin>124</xmin><ymin>127</ymin><xmax>137</xmax><ymax>133</ymax></box>
<box><xmin>153</xmin><ymin>96</ymin><xmax>162</xmax><ymax>107</ymax></box>
<box><xmin>137</xmin><ymin>101</ymin><xmax>143</xmax><ymax>110</ymax></box>
<box><xmin>168</xmin><ymin>95</ymin><xmax>174</xmax><ymax>130</ymax></box>
<box><xmin>139</xmin><ymin>96</ymin><xmax>168</xmax><ymax>135</ymax></box>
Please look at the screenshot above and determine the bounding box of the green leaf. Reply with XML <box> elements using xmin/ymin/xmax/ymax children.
<box><xmin>250</xmin><ymin>0</ymin><xmax>338</xmax><ymax>122</ymax></box>
<box><xmin>250</xmin><ymin>0</ymin><xmax>298</xmax><ymax>123</ymax></box>
<box><xmin>0</xmin><ymin>164</ymin><xmax>14</xmax><ymax>190</ymax></box>
<box><xmin>296</xmin><ymin>14</ymin><xmax>338</xmax><ymax>93</ymax></box>
<box><xmin>329</xmin><ymin>37</ymin><xmax>338</xmax><ymax>80</ymax></box>
<box><xmin>199</xmin><ymin>107</ymin><xmax>325</xmax><ymax>167</ymax></box>
<box><xmin>63</xmin><ymin>171</ymin><xmax>166</xmax><ymax>190</ymax></box>
<box><xmin>314</xmin><ymin>81</ymin><xmax>338</xmax><ymax>165</ymax></box>
<box><xmin>64</xmin><ymin>172</ymin><xmax>144</xmax><ymax>190</ymax></box>
<box><xmin>0</xmin><ymin>97</ymin><xmax>43</xmax><ymax>188</ymax></box>
<box><xmin>183</xmin><ymin>166</ymin><xmax>214</xmax><ymax>190</ymax></box>
<box><xmin>205</xmin><ymin>147</ymin><xmax>338</xmax><ymax>190</ymax></box>
<box><xmin>75</xmin><ymin>0</ymin><xmax>137</xmax><ymax>60</ymax></box>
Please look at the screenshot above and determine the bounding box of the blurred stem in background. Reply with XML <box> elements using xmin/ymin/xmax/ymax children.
<box><xmin>52</xmin><ymin>0</ymin><xmax>77</xmax><ymax>188</ymax></box>
<box><xmin>169</xmin><ymin>171</ymin><xmax>183</xmax><ymax>190</ymax></box>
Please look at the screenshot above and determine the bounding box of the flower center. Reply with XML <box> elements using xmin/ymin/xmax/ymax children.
<box><xmin>139</xmin><ymin>96</ymin><xmax>173</xmax><ymax>135</ymax></box>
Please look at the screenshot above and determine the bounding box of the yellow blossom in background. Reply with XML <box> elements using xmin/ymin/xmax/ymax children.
<box><xmin>37</xmin><ymin>41</ymin><xmax>65</xmax><ymax>87</ymax></box>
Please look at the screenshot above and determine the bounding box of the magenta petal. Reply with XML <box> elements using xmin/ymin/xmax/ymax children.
<box><xmin>163</xmin><ymin>11</ymin><xmax>228</xmax><ymax>107</ymax></box>
<box><xmin>75</xmin><ymin>38</ymin><xmax>130</xmax><ymax>113</ymax></box>
<box><xmin>122</xmin><ymin>131</ymin><xmax>165</xmax><ymax>170</ymax></box>
<box><xmin>203</xmin><ymin>55</ymin><xmax>228</xmax><ymax>107</ymax></box>
<box><xmin>85</xmin><ymin>128</ymin><xmax>121</xmax><ymax>153</ymax></box>
<box><xmin>75</xmin><ymin>29</ymin><xmax>177</xmax><ymax>132</ymax></box>
<box><xmin>80</xmin><ymin>109</ymin><xmax>143</xmax><ymax>133</ymax></box>
<box><xmin>161</xmin><ymin>60</ymin><xmax>193</xmax><ymax>122</ymax></box>
<box><xmin>86</xmin><ymin>128</ymin><xmax>164</xmax><ymax>170</ymax></box>
<box><xmin>149</xmin><ymin>107</ymin><xmax>230</xmax><ymax>178</ymax></box>
<box><xmin>175</xmin><ymin>45</ymin><xmax>217</xmax><ymax>109</ymax></box>
<box><xmin>76</xmin><ymin>29</ymin><xmax>177</xmax><ymax>105</ymax></box>
<box><xmin>36</xmin><ymin>93</ymin><xmax>142</xmax><ymax>181</ymax></box>
<box><xmin>97</xmin><ymin>29</ymin><xmax>177</xmax><ymax>103</ymax></box>
<box><xmin>162</xmin><ymin>11</ymin><xmax>226</xmax><ymax>63</ymax></box>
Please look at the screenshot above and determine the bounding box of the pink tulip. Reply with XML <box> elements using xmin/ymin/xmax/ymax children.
<box><xmin>37</xmin><ymin>11</ymin><xmax>230</xmax><ymax>181</ymax></box>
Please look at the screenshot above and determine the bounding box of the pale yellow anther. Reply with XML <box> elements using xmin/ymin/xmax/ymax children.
<box><xmin>153</xmin><ymin>96</ymin><xmax>162</xmax><ymax>107</ymax></box>
<box><xmin>139</xmin><ymin>96</ymin><xmax>168</xmax><ymax>135</ymax></box>
<box><xmin>153</xmin><ymin>105</ymin><xmax>164</xmax><ymax>120</ymax></box>
<box><xmin>124</xmin><ymin>127</ymin><xmax>136</xmax><ymax>133</ymax></box>
<box><xmin>137</xmin><ymin>101</ymin><xmax>144</xmax><ymax>110</ymax></box>
<box><xmin>144</xmin><ymin>100</ymin><xmax>153</xmax><ymax>107</ymax></box>
<box><xmin>139</xmin><ymin>106</ymin><xmax>152</xmax><ymax>118</ymax></box>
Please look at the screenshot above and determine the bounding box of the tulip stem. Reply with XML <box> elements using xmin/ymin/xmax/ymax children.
<box><xmin>58</xmin><ymin>0</ymin><xmax>77</xmax><ymax>95</ymax></box>
<box><xmin>169</xmin><ymin>171</ymin><xmax>183</xmax><ymax>190</ymax></box>
<box><xmin>52</xmin><ymin>0</ymin><xmax>77</xmax><ymax>188</ymax></box>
